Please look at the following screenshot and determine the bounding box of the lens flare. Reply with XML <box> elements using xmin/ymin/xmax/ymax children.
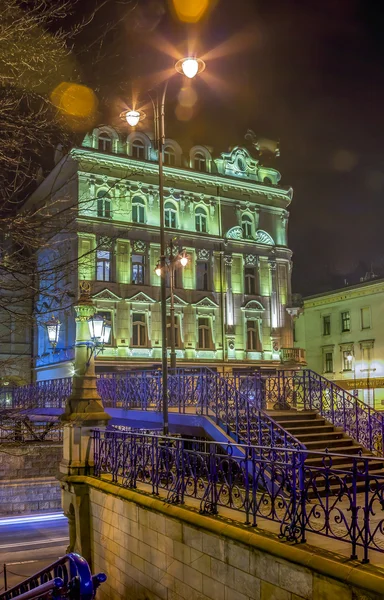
<box><xmin>169</xmin><ymin>0</ymin><xmax>215</xmax><ymax>22</ymax></box>
<box><xmin>50</xmin><ymin>82</ymin><xmax>98</xmax><ymax>131</ymax></box>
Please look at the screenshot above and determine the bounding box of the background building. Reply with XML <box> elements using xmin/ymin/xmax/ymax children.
<box><xmin>294</xmin><ymin>278</ymin><xmax>384</xmax><ymax>408</ymax></box>
<box><xmin>23</xmin><ymin>126</ymin><xmax>300</xmax><ymax>381</ymax></box>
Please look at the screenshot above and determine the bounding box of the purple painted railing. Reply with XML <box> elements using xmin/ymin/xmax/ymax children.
<box><xmin>93</xmin><ymin>429</ymin><xmax>384</xmax><ymax>563</ymax></box>
<box><xmin>234</xmin><ymin>370</ymin><xmax>384</xmax><ymax>455</ymax></box>
<box><xmin>1</xmin><ymin>368</ymin><xmax>383</xmax><ymax>455</ymax></box>
<box><xmin>0</xmin><ymin>553</ymin><xmax>106</xmax><ymax>600</ymax></box>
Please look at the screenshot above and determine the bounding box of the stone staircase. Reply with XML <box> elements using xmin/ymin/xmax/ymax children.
<box><xmin>269</xmin><ymin>410</ymin><xmax>384</xmax><ymax>495</ymax></box>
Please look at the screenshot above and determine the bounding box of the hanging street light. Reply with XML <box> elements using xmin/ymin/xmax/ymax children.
<box><xmin>86</xmin><ymin>314</ymin><xmax>112</xmax><ymax>364</ymax></box>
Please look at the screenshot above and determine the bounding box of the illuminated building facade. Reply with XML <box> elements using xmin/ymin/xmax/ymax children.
<box><xmin>294</xmin><ymin>278</ymin><xmax>384</xmax><ymax>408</ymax></box>
<box><xmin>29</xmin><ymin>126</ymin><xmax>300</xmax><ymax>381</ymax></box>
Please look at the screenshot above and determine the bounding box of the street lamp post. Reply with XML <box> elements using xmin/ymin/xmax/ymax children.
<box><xmin>156</xmin><ymin>240</ymin><xmax>188</xmax><ymax>370</ymax></box>
<box><xmin>120</xmin><ymin>56</ymin><xmax>205</xmax><ymax>435</ymax></box>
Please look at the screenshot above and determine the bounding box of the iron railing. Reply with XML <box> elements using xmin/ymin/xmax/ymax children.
<box><xmin>0</xmin><ymin>414</ymin><xmax>62</xmax><ymax>443</ymax></box>
<box><xmin>0</xmin><ymin>553</ymin><xmax>106</xmax><ymax>600</ymax></box>
<box><xmin>1</xmin><ymin>368</ymin><xmax>383</xmax><ymax>455</ymax></box>
<box><xmin>93</xmin><ymin>429</ymin><xmax>384</xmax><ymax>563</ymax></box>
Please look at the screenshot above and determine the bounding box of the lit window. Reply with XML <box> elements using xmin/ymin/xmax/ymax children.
<box><xmin>132</xmin><ymin>139</ymin><xmax>145</xmax><ymax>159</ymax></box>
<box><xmin>132</xmin><ymin>254</ymin><xmax>145</xmax><ymax>284</ymax></box>
<box><xmin>323</xmin><ymin>315</ymin><xmax>331</xmax><ymax>336</ymax></box>
<box><xmin>132</xmin><ymin>313</ymin><xmax>147</xmax><ymax>347</ymax></box>
<box><xmin>132</xmin><ymin>196</ymin><xmax>145</xmax><ymax>224</ymax></box>
<box><xmin>247</xmin><ymin>320</ymin><xmax>261</xmax><ymax>352</ymax></box>
<box><xmin>195</xmin><ymin>206</ymin><xmax>208</xmax><ymax>233</ymax></box>
<box><xmin>361</xmin><ymin>307</ymin><xmax>371</xmax><ymax>330</ymax></box>
<box><xmin>196</xmin><ymin>262</ymin><xmax>209</xmax><ymax>291</ymax></box>
<box><xmin>198</xmin><ymin>317</ymin><xmax>212</xmax><ymax>349</ymax></box>
<box><xmin>96</xmin><ymin>250</ymin><xmax>111</xmax><ymax>281</ymax></box>
<box><xmin>244</xmin><ymin>266</ymin><xmax>256</xmax><ymax>295</ymax></box>
<box><xmin>341</xmin><ymin>311</ymin><xmax>350</xmax><ymax>332</ymax></box>
<box><xmin>165</xmin><ymin>201</ymin><xmax>177</xmax><ymax>228</ymax></box>
<box><xmin>193</xmin><ymin>152</ymin><xmax>206</xmax><ymax>171</ymax></box>
<box><xmin>98</xmin><ymin>133</ymin><xmax>112</xmax><ymax>152</ymax></box>
<box><xmin>242</xmin><ymin>215</ymin><xmax>253</xmax><ymax>239</ymax></box>
<box><xmin>166</xmin><ymin>315</ymin><xmax>180</xmax><ymax>348</ymax></box>
<box><xmin>325</xmin><ymin>352</ymin><xmax>333</xmax><ymax>373</ymax></box>
<box><xmin>342</xmin><ymin>350</ymin><xmax>353</xmax><ymax>371</ymax></box>
<box><xmin>97</xmin><ymin>191</ymin><xmax>111</xmax><ymax>219</ymax></box>
<box><xmin>164</xmin><ymin>146</ymin><xmax>176</xmax><ymax>166</ymax></box>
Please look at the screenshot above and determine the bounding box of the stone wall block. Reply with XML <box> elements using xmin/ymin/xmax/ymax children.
<box><xmin>183</xmin><ymin>524</ymin><xmax>203</xmax><ymax>551</ymax></box>
<box><xmin>278</xmin><ymin>563</ymin><xmax>313</xmax><ymax>599</ymax></box>
<box><xmin>202</xmin><ymin>533</ymin><xmax>226</xmax><ymax>561</ymax></box>
<box><xmin>226</xmin><ymin>541</ymin><xmax>250</xmax><ymax>572</ymax></box>
<box><xmin>250</xmin><ymin>548</ymin><xmax>279</xmax><ymax>584</ymax></box>
<box><xmin>233</xmin><ymin>568</ymin><xmax>261</xmax><ymax>600</ymax></box>
<box><xmin>261</xmin><ymin>580</ymin><xmax>291</xmax><ymax>600</ymax></box>
<box><xmin>313</xmin><ymin>575</ymin><xmax>352</xmax><ymax>600</ymax></box>
<box><xmin>202</xmin><ymin>574</ymin><xmax>225</xmax><ymax>600</ymax></box>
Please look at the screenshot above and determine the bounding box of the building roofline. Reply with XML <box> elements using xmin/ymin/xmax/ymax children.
<box><xmin>303</xmin><ymin>277</ymin><xmax>384</xmax><ymax>304</ymax></box>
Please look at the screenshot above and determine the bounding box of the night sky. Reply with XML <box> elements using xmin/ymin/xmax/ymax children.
<box><xmin>74</xmin><ymin>0</ymin><xmax>384</xmax><ymax>296</ymax></box>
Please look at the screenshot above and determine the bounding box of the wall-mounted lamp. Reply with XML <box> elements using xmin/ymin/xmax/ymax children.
<box><xmin>45</xmin><ymin>316</ymin><xmax>61</xmax><ymax>351</ymax></box>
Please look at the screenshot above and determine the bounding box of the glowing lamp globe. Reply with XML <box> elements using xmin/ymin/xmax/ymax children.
<box><xmin>155</xmin><ymin>266</ymin><xmax>162</xmax><ymax>277</ymax></box>
<box><xmin>180</xmin><ymin>254</ymin><xmax>188</xmax><ymax>267</ymax></box>
<box><xmin>181</xmin><ymin>58</ymin><xmax>199</xmax><ymax>79</ymax></box>
<box><xmin>125</xmin><ymin>110</ymin><xmax>141</xmax><ymax>127</ymax></box>
<box><xmin>101</xmin><ymin>321</ymin><xmax>112</xmax><ymax>345</ymax></box>
<box><xmin>88</xmin><ymin>314</ymin><xmax>105</xmax><ymax>342</ymax></box>
<box><xmin>45</xmin><ymin>316</ymin><xmax>61</xmax><ymax>349</ymax></box>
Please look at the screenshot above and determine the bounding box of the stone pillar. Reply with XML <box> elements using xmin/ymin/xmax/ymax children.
<box><xmin>58</xmin><ymin>282</ymin><xmax>110</xmax><ymax>564</ymax></box>
<box><xmin>268</xmin><ymin>260</ymin><xmax>281</xmax><ymax>353</ymax></box>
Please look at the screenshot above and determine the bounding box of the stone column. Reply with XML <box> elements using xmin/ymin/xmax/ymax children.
<box><xmin>58</xmin><ymin>282</ymin><xmax>110</xmax><ymax>564</ymax></box>
<box><xmin>268</xmin><ymin>260</ymin><xmax>281</xmax><ymax>353</ymax></box>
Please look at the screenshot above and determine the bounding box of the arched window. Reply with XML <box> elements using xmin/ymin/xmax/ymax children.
<box><xmin>193</xmin><ymin>152</ymin><xmax>206</xmax><ymax>172</ymax></box>
<box><xmin>244</xmin><ymin>266</ymin><xmax>256</xmax><ymax>295</ymax></box>
<box><xmin>242</xmin><ymin>214</ymin><xmax>253</xmax><ymax>239</ymax></box>
<box><xmin>132</xmin><ymin>139</ymin><xmax>145</xmax><ymax>159</ymax></box>
<box><xmin>98</xmin><ymin>133</ymin><xmax>112</xmax><ymax>153</ymax></box>
<box><xmin>263</xmin><ymin>176</ymin><xmax>272</xmax><ymax>185</ymax></box>
<box><xmin>165</xmin><ymin>201</ymin><xmax>177</xmax><ymax>229</ymax></box>
<box><xmin>97</xmin><ymin>191</ymin><xmax>111</xmax><ymax>219</ymax></box>
<box><xmin>195</xmin><ymin>206</ymin><xmax>208</xmax><ymax>233</ymax></box>
<box><xmin>164</xmin><ymin>146</ymin><xmax>176</xmax><ymax>166</ymax></box>
<box><xmin>132</xmin><ymin>196</ymin><xmax>146</xmax><ymax>224</ymax></box>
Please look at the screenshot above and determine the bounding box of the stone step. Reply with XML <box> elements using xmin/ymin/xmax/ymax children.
<box><xmin>293</xmin><ymin>431</ymin><xmax>345</xmax><ymax>443</ymax></box>
<box><xmin>303</xmin><ymin>438</ymin><xmax>356</xmax><ymax>450</ymax></box>
<box><xmin>287</xmin><ymin>425</ymin><xmax>334</xmax><ymax>435</ymax></box>
<box><xmin>272</xmin><ymin>419</ymin><xmax>326</xmax><ymax>429</ymax></box>
<box><xmin>305</xmin><ymin>458</ymin><xmax>383</xmax><ymax>472</ymax></box>
<box><xmin>268</xmin><ymin>411</ymin><xmax>318</xmax><ymax>422</ymax></box>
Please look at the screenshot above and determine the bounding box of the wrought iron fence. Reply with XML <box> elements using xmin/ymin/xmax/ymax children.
<box><xmin>1</xmin><ymin>368</ymin><xmax>383</xmax><ymax>456</ymax></box>
<box><xmin>0</xmin><ymin>414</ymin><xmax>63</xmax><ymax>443</ymax></box>
<box><xmin>93</xmin><ymin>429</ymin><xmax>384</xmax><ymax>563</ymax></box>
<box><xmin>0</xmin><ymin>552</ymin><xmax>106</xmax><ymax>600</ymax></box>
<box><xmin>234</xmin><ymin>370</ymin><xmax>384</xmax><ymax>455</ymax></box>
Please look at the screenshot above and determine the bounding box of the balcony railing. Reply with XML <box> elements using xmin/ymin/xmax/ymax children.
<box><xmin>280</xmin><ymin>347</ymin><xmax>306</xmax><ymax>364</ymax></box>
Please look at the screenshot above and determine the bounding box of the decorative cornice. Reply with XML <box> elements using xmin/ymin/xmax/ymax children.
<box><xmin>303</xmin><ymin>282</ymin><xmax>384</xmax><ymax>308</ymax></box>
<box><xmin>126</xmin><ymin>291</ymin><xmax>156</xmax><ymax>304</ymax></box>
<box><xmin>192</xmin><ymin>296</ymin><xmax>219</xmax><ymax>308</ymax></box>
<box><xmin>92</xmin><ymin>289</ymin><xmax>122</xmax><ymax>302</ymax></box>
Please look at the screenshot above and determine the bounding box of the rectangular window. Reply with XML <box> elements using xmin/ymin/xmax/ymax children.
<box><xmin>244</xmin><ymin>266</ymin><xmax>256</xmax><ymax>295</ymax></box>
<box><xmin>325</xmin><ymin>352</ymin><xmax>333</xmax><ymax>373</ymax></box>
<box><xmin>361</xmin><ymin>307</ymin><xmax>371</xmax><ymax>330</ymax></box>
<box><xmin>341</xmin><ymin>311</ymin><xmax>350</xmax><ymax>332</ymax></box>
<box><xmin>132</xmin><ymin>313</ymin><xmax>147</xmax><ymax>347</ymax></box>
<box><xmin>166</xmin><ymin>315</ymin><xmax>180</xmax><ymax>348</ymax></box>
<box><xmin>342</xmin><ymin>350</ymin><xmax>353</xmax><ymax>371</ymax></box>
<box><xmin>322</xmin><ymin>315</ymin><xmax>331</xmax><ymax>336</ymax></box>
<box><xmin>362</xmin><ymin>345</ymin><xmax>372</xmax><ymax>363</ymax></box>
<box><xmin>96</xmin><ymin>250</ymin><xmax>111</xmax><ymax>281</ymax></box>
<box><xmin>198</xmin><ymin>317</ymin><xmax>212</xmax><ymax>349</ymax></box>
<box><xmin>246</xmin><ymin>320</ymin><xmax>261</xmax><ymax>352</ymax></box>
<box><xmin>196</xmin><ymin>262</ymin><xmax>209</xmax><ymax>291</ymax></box>
<box><xmin>132</xmin><ymin>254</ymin><xmax>145</xmax><ymax>284</ymax></box>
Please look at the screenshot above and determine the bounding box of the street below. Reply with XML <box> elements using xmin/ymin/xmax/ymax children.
<box><xmin>0</xmin><ymin>513</ymin><xmax>68</xmax><ymax>593</ymax></box>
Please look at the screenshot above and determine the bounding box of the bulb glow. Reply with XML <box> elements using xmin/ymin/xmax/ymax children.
<box><xmin>181</xmin><ymin>58</ymin><xmax>199</xmax><ymax>79</ymax></box>
<box><xmin>155</xmin><ymin>266</ymin><xmax>162</xmax><ymax>277</ymax></box>
<box><xmin>180</xmin><ymin>255</ymin><xmax>188</xmax><ymax>267</ymax></box>
<box><xmin>126</xmin><ymin>110</ymin><xmax>141</xmax><ymax>127</ymax></box>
